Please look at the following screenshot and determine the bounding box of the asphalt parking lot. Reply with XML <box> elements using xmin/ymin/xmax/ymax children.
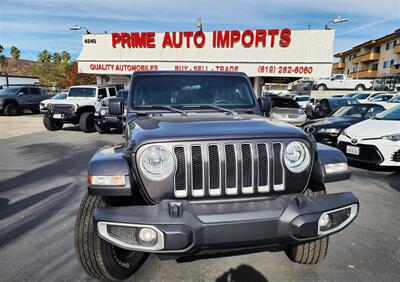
<box><xmin>0</xmin><ymin>114</ymin><xmax>399</xmax><ymax>281</ymax></box>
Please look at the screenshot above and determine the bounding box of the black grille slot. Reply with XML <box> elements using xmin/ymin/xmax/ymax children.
<box><xmin>174</xmin><ymin>147</ymin><xmax>186</xmax><ymax>191</ymax></box>
<box><xmin>208</xmin><ymin>145</ymin><xmax>220</xmax><ymax>190</ymax></box>
<box><xmin>225</xmin><ymin>145</ymin><xmax>236</xmax><ymax>189</ymax></box>
<box><xmin>391</xmin><ymin>150</ymin><xmax>400</xmax><ymax>162</ymax></box>
<box><xmin>50</xmin><ymin>104</ymin><xmax>74</xmax><ymax>114</ymax></box>
<box><xmin>241</xmin><ymin>144</ymin><xmax>252</xmax><ymax>187</ymax></box>
<box><xmin>191</xmin><ymin>146</ymin><xmax>203</xmax><ymax>191</ymax></box>
<box><xmin>257</xmin><ymin>144</ymin><xmax>268</xmax><ymax>187</ymax></box>
<box><xmin>273</xmin><ymin>143</ymin><xmax>283</xmax><ymax>186</ymax></box>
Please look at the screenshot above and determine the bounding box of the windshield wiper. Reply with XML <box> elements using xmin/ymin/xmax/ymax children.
<box><xmin>197</xmin><ymin>105</ymin><xmax>236</xmax><ymax>115</ymax></box>
<box><xmin>151</xmin><ymin>105</ymin><xmax>187</xmax><ymax>116</ymax></box>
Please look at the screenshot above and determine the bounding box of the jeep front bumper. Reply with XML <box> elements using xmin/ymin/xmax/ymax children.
<box><xmin>94</xmin><ymin>192</ymin><xmax>358</xmax><ymax>255</ymax></box>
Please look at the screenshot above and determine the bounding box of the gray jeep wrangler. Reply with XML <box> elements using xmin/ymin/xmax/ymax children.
<box><xmin>75</xmin><ymin>71</ymin><xmax>359</xmax><ymax>281</ymax></box>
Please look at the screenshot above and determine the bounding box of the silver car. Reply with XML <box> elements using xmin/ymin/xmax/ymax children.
<box><xmin>270</xmin><ymin>96</ymin><xmax>307</xmax><ymax>125</ymax></box>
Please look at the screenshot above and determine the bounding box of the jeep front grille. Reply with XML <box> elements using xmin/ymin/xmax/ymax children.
<box><xmin>172</xmin><ymin>141</ymin><xmax>285</xmax><ymax>198</ymax></box>
<box><xmin>49</xmin><ymin>104</ymin><xmax>74</xmax><ymax>114</ymax></box>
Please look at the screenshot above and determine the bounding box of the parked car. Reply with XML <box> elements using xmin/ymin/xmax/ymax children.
<box><xmin>302</xmin><ymin>104</ymin><xmax>385</xmax><ymax>146</ymax></box>
<box><xmin>294</xmin><ymin>95</ymin><xmax>310</xmax><ymax>109</ymax></box>
<box><xmin>290</xmin><ymin>80</ymin><xmax>314</xmax><ymax>95</ymax></box>
<box><xmin>378</xmin><ymin>94</ymin><xmax>400</xmax><ymax>109</ymax></box>
<box><xmin>42</xmin><ymin>85</ymin><xmax>117</xmax><ymax>132</ymax></box>
<box><xmin>308</xmin><ymin>97</ymin><xmax>360</xmax><ymax>119</ymax></box>
<box><xmin>338</xmin><ymin>105</ymin><xmax>400</xmax><ymax>166</ymax></box>
<box><xmin>372</xmin><ymin>74</ymin><xmax>400</xmax><ymax>91</ymax></box>
<box><xmin>94</xmin><ymin>89</ymin><xmax>128</xmax><ymax>133</ymax></box>
<box><xmin>0</xmin><ymin>85</ymin><xmax>49</xmax><ymax>115</ymax></box>
<box><xmin>313</xmin><ymin>74</ymin><xmax>373</xmax><ymax>91</ymax></box>
<box><xmin>39</xmin><ymin>92</ymin><xmax>67</xmax><ymax>112</ymax></box>
<box><xmin>269</xmin><ymin>96</ymin><xmax>307</xmax><ymax>125</ymax></box>
<box><xmin>353</xmin><ymin>92</ymin><xmax>386</xmax><ymax>102</ymax></box>
<box><xmin>344</xmin><ymin>93</ymin><xmax>359</xmax><ymax>98</ymax></box>
<box><xmin>74</xmin><ymin>71</ymin><xmax>359</xmax><ymax>281</ymax></box>
<box><xmin>366</xmin><ymin>93</ymin><xmax>394</xmax><ymax>104</ymax></box>
<box><xmin>304</xmin><ymin>97</ymin><xmax>322</xmax><ymax>118</ymax></box>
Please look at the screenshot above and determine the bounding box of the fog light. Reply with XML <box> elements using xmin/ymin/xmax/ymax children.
<box><xmin>324</xmin><ymin>162</ymin><xmax>348</xmax><ymax>174</ymax></box>
<box><xmin>318</xmin><ymin>213</ymin><xmax>332</xmax><ymax>230</ymax></box>
<box><xmin>138</xmin><ymin>228</ymin><xmax>157</xmax><ymax>246</ymax></box>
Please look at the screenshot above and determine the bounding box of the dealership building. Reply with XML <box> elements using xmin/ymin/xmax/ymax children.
<box><xmin>76</xmin><ymin>28</ymin><xmax>335</xmax><ymax>96</ymax></box>
<box><xmin>332</xmin><ymin>29</ymin><xmax>400</xmax><ymax>78</ymax></box>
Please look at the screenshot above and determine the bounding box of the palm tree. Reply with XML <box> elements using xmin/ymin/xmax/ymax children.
<box><xmin>53</xmin><ymin>52</ymin><xmax>61</xmax><ymax>64</ymax></box>
<box><xmin>0</xmin><ymin>44</ymin><xmax>8</xmax><ymax>72</ymax></box>
<box><xmin>10</xmin><ymin>46</ymin><xmax>21</xmax><ymax>60</ymax></box>
<box><xmin>61</xmin><ymin>51</ymin><xmax>71</xmax><ymax>63</ymax></box>
<box><xmin>38</xmin><ymin>50</ymin><xmax>52</xmax><ymax>63</ymax></box>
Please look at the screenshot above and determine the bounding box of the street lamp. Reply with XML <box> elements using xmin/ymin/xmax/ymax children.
<box><xmin>325</xmin><ymin>17</ymin><xmax>349</xmax><ymax>29</ymax></box>
<box><xmin>196</xmin><ymin>17</ymin><xmax>202</xmax><ymax>32</ymax></box>
<box><xmin>69</xmin><ymin>24</ymin><xmax>92</xmax><ymax>34</ymax></box>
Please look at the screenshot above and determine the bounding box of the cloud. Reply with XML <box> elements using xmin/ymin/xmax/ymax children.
<box><xmin>336</xmin><ymin>17</ymin><xmax>399</xmax><ymax>36</ymax></box>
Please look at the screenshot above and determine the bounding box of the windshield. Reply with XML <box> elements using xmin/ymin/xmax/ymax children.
<box><xmin>117</xmin><ymin>90</ymin><xmax>128</xmax><ymax>101</ymax></box>
<box><xmin>388</xmin><ymin>95</ymin><xmax>400</xmax><ymax>103</ymax></box>
<box><xmin>374</xmin><ymin>105</ymin><xmax>400</xmax><ymax>120</ymax></box>
<box><xmin>272</xmin><ymin>98</ymin><xmax>300</xmax><ymax>108</ymax></box>
<box><xmin>0</xmin><ymin>87</ymin><xmax>19</xmax><ymax>95</ymax></box>
<box><xmin>370</xmin><ymin>94</ymin><xmax>393</xmax><ymax>102</ymax></box>
<box><xmin>131</xmin><ymin>75</ymin><xmax>255</xmax><ymax>109</ymax></box>
<box><xmin>332</xmin><ymin>105</ymin><xmax>378</xmax><ymax>118</ymax></box>
<box><xmin>295</xmin><ymin>96</ymin><xmax>310</xmax><ymax>102</ymax></box>
<box><xmin>330</xmin><ymin>98</ymin><xmax>359</xmax><ymax>110</ymax></box>
<box><xmin>68</xmin><ymin>87</ymin><xmax>96</xmax><ymax>98</ymax></box>
<box><xmin>354</xmin><ymin>93</ymin><xmax>370</xmax><ymax>99</ymax></box>
<box><xmin>52</xmin><ymin>93</ymin><xmax>67</xmax><ymax>99</ymax></box>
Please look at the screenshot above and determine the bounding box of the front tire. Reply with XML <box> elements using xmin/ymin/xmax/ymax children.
<box><xmin>75</xmin><ymin>194</ymin><xmax>148</xmax><ymax>281</ymax></box>
<box><xmin>43</xmin><ymin>114</ymin><xmax>63</xmax><ymax>131</ymax></box>
<box><xmin>79</xmin><ymin>112</ymin><xmax>96</xmax><ymax>133</ymax></box>
<box><xmin>4</xmin><ymin>103</ymin><xmax>19</xmax><ymax>116</ymax></box>
<box><xmin>317</xmin><ymin>84</ymin><xmax>327</xmax><ymax>91</ymax></box>
<box><xmin>95</xmin><ymin>123</ymin><xmax>110</xmax><ymax>134</ymax></box>
<box><xmin>355</xmin><ymin>84</ymin><xmax>365</xmax><ymax>91</ymax></box>
<box><xmin>285</xmin><ymin>183</ymin><xmax>329</xmax><ymax>264</ymax></box>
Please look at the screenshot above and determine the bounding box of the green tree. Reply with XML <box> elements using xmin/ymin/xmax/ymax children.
<box><xmin>53</xmin><ymin>52</ymin><xmax>61</xmax><ymax>64</ymax></box>
<box><xmin>10</xmin><ymin>46</ymin><xmax>21</xmax><ymax>60</ymax></box>
<box><xmin>38</xmin><ymin>49</ymin><xmax>52</xmax><ymax>63</ymax></box>
<box><xmin>61</xmin><ymin>51</ymin><xmax>71</xmax><ymax>63</ymax></box>
<box><xmin>0</xmin><ymin>44</ymin><xmax>8</xmax><ymax>72</ymax></box>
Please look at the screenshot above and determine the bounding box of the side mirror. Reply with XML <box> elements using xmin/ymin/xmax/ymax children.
<box><xmin>258</xmin><ymin>97</ymin><xmax>271</xmax><ymax>116</ymax></box>
<box><xmin>17</xmin><ymin>92</ymin><xmax>24</xmax><ymax>96</ymax></box>
<box><xmin>109</xmin><ymin>97</ymin><xmax>124</xmax><ymax>116</ymax></box>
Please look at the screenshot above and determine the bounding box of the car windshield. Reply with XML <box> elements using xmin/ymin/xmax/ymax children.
<box><xmin>370</xmin><ymin>94</ymin><xmax>393</xmax><ymax>101</ymax></box>
<box><xmin>0</xmin><ymin>87</ymin><xmax>19</xmax><ymax>95</ymax></box>
<box><xmin>388</xmin><ymin>95</ymin><xmax>400</xmax><ymax>103</ymax></box>
<box><xmin>296</xmin><ymin>96</ymin><xmax>310</xmax><ymax>102</ymax></box>
<box><xmin>332</xmin><ymin>105</ymin><xmax>374</xmax><ymax>118</ymax></box>
<box><xmin>272</xmin><ymin>98</ymin><xmax>300</xmax><ymax>108</ymax></box>
<box><xmin>374</xmin><ymin>105</ymin><xmax>400</xmax><ymax>120</ymax></box>
<box><xmin>52</xmin><ymin>93</ymin><xmax>67</xmax><ymax>99</ymax></box>
<box><xmin>131</xmin><ymin>75</ymin><xmax>255</xmax><ymax>109</ymax></box>
<box><xmin>117</xmin><ymin>90</ymin><xmax>128</xmax><ymax>101</ymax></box>
<box><xmin>329</xmin><ymin>98</ymin><xmax>359</xmax><ymax>110</ymax></box>
<box><xmin>68</xmin><ymin>87</ymin><xmax>96</xmax><ymax>98</ymax></box>
<box><xmin>354</xmin><ymin>93</ymin><xmax>370</xmax><ymax>99</ymax></box>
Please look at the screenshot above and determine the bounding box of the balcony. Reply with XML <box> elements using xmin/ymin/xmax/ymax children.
<box><xmin>332</xmin><ymin>62</ymin><xmax>346</xmax><ymax>70</ymax></box>
<box><xmin>351</xmin><ymin>52</ymin><xmax>380</xmax><ymax>64</ymax></box>
<box><xmin>350</xmin><ymin>69</ymin><xmax>378</xmax><ymax>78</ymax></box>
<box><xmin>394</xmin><ymin>43</ymin><xmax>400</xmax><ymax>54</ymax></box>
<box><xmin>390</xmin><ymin>64</ymin><xmax>400</xmax><ymax>74</ymax></box>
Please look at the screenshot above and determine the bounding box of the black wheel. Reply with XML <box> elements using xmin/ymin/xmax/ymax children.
<box><xmin>95</xmin><ymin>123</ymin><xmax>110</xmax><ymax>134</ymax></box>
<box><xmin>31</xmin><ymin>108</ymin><xmax>41</xmax><ymax>114</ymax></box>
<box><xmin>79</xmin><ymin>112</ymin><xmax>95</xmax><ymax>133</ymax></box>
<box><xmin>355</xmin><ymin>84</ymin><xmax>365</xmax><ymax>91</ymax></box>
<box><xmin>285</xmin><ymin>183</ymin><xmax>329</xmax><ymax>264</ymax></box>
<box><xmin>43</xmin><ymin>114</ymin><xmax>63</xmax><ymax>131</ymax></box>
<box><xmin>4</xmin><ymin>103</ymin><xmax>19</xmax><ymax>116</ymax></box>
<box><xmin>75</xmin><ymin>194</ymin><xmax>148</xmax><ymax>281</ymax></box>
<box><xmin>317</xmin><ymin>84</ymin><xmax>327</xmax><ymax>91</ymax></box>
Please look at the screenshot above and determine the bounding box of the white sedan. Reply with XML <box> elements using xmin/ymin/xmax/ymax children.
<box><xmin>337</xmin><ymin>105</ymin><xmax>400</xmax><ymax>166</ymax></box>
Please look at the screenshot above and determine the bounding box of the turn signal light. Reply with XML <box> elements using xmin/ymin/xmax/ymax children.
<box><xmin>88</xmin><ymin>175</ymin><xmax>126</xmax><ymax>186</ymax></box>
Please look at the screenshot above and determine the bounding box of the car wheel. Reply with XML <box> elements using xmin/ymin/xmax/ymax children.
<box><xmin>355</xmin><ymin>84</ymin><xmax>365</xmax><ymax>91</ymax></box>
<box><xmin>4</xmin><ymin>103</ymin><xmax>19</xmax><ymax>116</ymax></box>
<box><xmin>95</xmin><ymin>123</ymin><xmax>110</xmax><ymax>134</ymax></box>
<box><xmin>75</xmin><ymin>194</ymin><xmax>149</xmax><ymax>281</ymax></box>
<box><xmin>285</xmin><ymin>182</ymin><xmax>329</xmax><ymax>264</ymax></box>
<box><xmin>79</xmin><ymin>112</ymin><xmax>96</xmax><ymax>133</ymax></box>
<box><xmin>317</xmin><ymin>84</ymin><xmax>327</xmax><ymax>91</ymax></box>
<box><xmin>31</xmin><ymin>108</ymin><xmax>41</xmax><ymax>114</ymax></box>
<box><xmin>43</xmin><ymin>114</ymin><xmax>63</xmax><ymax>131</ymax></box>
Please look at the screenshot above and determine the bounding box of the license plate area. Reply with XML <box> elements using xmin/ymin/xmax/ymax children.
<box><xmin>53</xmin><ymin>113</ymin><xmax>63</xmax><ymax>119</ymax></box>
<box><xmin>346</xmin><ymin>145</ymin><xmax>360</xmax><ymax>155</ymax></box>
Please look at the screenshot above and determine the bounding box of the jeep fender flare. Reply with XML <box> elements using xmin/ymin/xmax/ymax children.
<box><xmin>311</xmin><ymin>143</ymin><xmax>351</xmax><ymax>184</ymax></box>
<box><xmin>77</xmin><ymin>105</ymin><xmax>96</xmax><ymax>115</ymax></box>
<box><xmin>88</xmin><ymin>144</ymin><xmax>134</xmax><ymax>196</ymax></box>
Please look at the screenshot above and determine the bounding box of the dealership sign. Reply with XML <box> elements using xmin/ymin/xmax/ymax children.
<box><xmin>77</xmin><ymin>28</ymin><xmax>334</xmax><ymax>77</ymax></box>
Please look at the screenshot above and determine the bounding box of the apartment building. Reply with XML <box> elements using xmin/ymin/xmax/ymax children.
<box><xmin>332</xmin><ymin>29</ymin><xmax>400</xmax><ymax>78</ymax></box>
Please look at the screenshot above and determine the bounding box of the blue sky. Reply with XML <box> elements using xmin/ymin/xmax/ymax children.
<box><xmin>1</xmin><ymin>0</ymin><xmax>399</xmax><ymax>61</ymax></box>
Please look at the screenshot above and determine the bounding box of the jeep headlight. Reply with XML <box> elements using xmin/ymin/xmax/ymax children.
<box><xmin>139</xmin><ymin>146</ymin><xmax>174</xmax><ymax>180</ymax></box>
<box><xmin>284</xmin><ymin>142</ymin><xmax>310</xmax><ymax>173</ymax></box>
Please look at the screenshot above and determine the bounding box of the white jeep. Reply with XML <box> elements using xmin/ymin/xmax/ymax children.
<box><xmin>42</xmin><ymin>85</ymin><xmax>117</xmax><ymax>132</ymax></box>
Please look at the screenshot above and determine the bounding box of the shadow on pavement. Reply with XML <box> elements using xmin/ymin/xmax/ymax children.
<box><xmin>385</xmin><ymin>172</ymin><xmax>400</xmax><ymax>192</ymax></box>
<box><xmin>216</xmin><ymin>264</ymin><xmax>268</xmax><ymax>282</ymax></box>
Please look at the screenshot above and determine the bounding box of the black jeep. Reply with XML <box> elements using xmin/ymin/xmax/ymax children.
<box><xmin>75</xmin><ymin>72</ymin><xmax>359</xmax><ymax>281</ymax></box>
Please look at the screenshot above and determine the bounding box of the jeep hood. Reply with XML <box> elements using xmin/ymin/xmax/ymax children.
<box><xmin>45</xmin><ymin>97</ymin><xmax>96</xmax><ymax>106</ymax></box>
<box><xmin>127</xmin><ymin>113</ymin><xmax>309</xmax><ymax>148</ymax></box>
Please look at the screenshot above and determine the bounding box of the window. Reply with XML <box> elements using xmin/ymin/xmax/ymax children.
<box><xmin>108</xmin><ymin>87</ymin><xmax>116</xmax><ymax>96</ymax></box>
<box><xmin>390</xmin><ymin>59</ymin><xmax>395</xmax><ymax>66</ymax></box>
<box><xmin>347</xmin><ymin>69</ymin><xmax>350</xmax><ymax>75</ymax></box>
<box><xmin>373</xmin><ymin>46</ymin><xmax>380</xmax><ymax>53</ymax></box>
<box><xmin>393</xmin><ymin>40</ymin><xmax>398</xmax><ymax>48</ymax></box>
<box><xmin>372</xmin><ymin>63</ymin><xmax>378</xmax><ymax>70</ymax></box>
<box><xmin>19</xmin><ymin>88</ymin><xmax>30</xmax><ymax>95</ymax></box>
<box><xmin>365</xmin><ymin>106</ymin><xmax>384</xmax><ymax>118</ymax></box>
<box><xmin>98</xmin><ymin>88</ymin><xmax>107</xmax><ymax>99</ymax></box>
<box><xmin>383</xmin><ymin>61</ymin><xmax>388</xmax><ymax>68</ymax></box>
<box><xmin>69</xmin><ymin>87</ymin><xmax>96</xmax><ymax>97</ymax></box>
<box><xmin>29</xmin><ymin>87</ymin><xmax>42</xmax><ymax>95</ymax></box>
<box><xmin>386</xmin><ymin>42</ymin><xmax>391</xmax><ymax>50</ymax></box>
